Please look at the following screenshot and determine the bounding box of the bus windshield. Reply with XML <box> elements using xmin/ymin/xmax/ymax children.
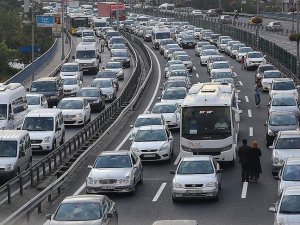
<box><xmin>0</xmin><ymin>104</ymin><xmax>7</xmax><ymax>120</ymax></box>
<box><xmin>71</xmin><ymin>17</ymin><xmax>88</xmax><ymax>28</ymax></box>
<box><xmin>155</xmin><ymin>32</ymin><xmax>171</xmax><ymax>40</ymax></box>
<box><xmin>181</xmin><ymin>106</ymin><xmax>232</xmax><ymax>140</ymax></box>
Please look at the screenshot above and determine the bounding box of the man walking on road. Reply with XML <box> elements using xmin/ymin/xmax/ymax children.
<box><xmin>238</xmin><ymin>139</ymin><xmax>251</xmax><ymax>182</ymax></box>
<box><xmin>100</xmin><ymin>38</ymin><xmax>105</xmax><ymax>53</ymax></box>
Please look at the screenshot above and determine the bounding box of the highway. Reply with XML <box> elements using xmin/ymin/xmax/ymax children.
<box><xmin>24</xmin><ymin>32</ymin><xmax>280</xmax><ymax>225</ymax></box>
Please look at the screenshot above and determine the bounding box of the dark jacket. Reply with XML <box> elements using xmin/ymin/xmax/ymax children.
<box><xmin>248</xmin><ymin>147</ymin><xmax>262</xmax><ymax>174</ymax></box>
<box><xmin>238</xmin><ymin>144</ymin><xmax>251</xmax><ymax>165</ymax></box>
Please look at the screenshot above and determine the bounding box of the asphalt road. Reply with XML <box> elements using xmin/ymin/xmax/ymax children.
<box><xmin>30</xmin><ymin>33</ymin><xmax>280</xmax><ymax>225</ymax></box>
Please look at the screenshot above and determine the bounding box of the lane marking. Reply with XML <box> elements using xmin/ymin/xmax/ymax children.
<box><xmin>193</xmin><ymin>66</ymin><xmax>196</xmax><ymax>71</ymax></box>
<box><xmin>196</xmin><ymin>73</ymin><xmax>199</xmax><ymax>78</ymax></box>
<box><xmin>73</xmin><ymin>182</ymin><xmax>86</xmax><ymax>195</ymax></box>
<box><xmin>249</xmin><ymin>127</ymin><xmax>253</xmax><ymax>136</ymax></box>
<box><xmin>152</xmin><ymin>183</ymin><xmax>167</xmax><ymax>202</ymax></box>
<box><xmin>174</xmin><ymin>153</ymin><xmax>181</xmax><ymax>165</ymax></box>
<box><xmin>239</xmin><ymin>81</ymin><xmax>243</xmax><ymax>86</ymax></box>
<box><xmin>245</xmin><ymin>96</ymin><xmax>249</xmax><ymax>102</ymax></box>
<box><xmin>241</xmin><ymin>182</ymin><xmax>248</xmax><ymax>199</ymax></box>
<box><xmin>248</xmin><ymin>109</ymin><xmax>252</xmax><ymax>118</ymax></box>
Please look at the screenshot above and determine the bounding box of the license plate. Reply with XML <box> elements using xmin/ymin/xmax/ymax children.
<box><xmin>31</xmin><ymin>145</ymin><xmax>40</xmax><ymax>149</ymax></box>
<box><xmin>188</xmin><ymin>43</ymin><xmax>192</xmax><ymax>46</ymax></box>
<box><xmin>102</xmin><ymin>185</ymin><xmax>115</xmax><ymax>190</ymax></box>
<box><xmin>187</xmin><ymin>190</ymin><xmax>202</xmax><ymax>194</ymax></box>
<box><xmin>143</xmin><ymin>154</ymin><xmax>155</xmax><ymax>158</ymax></box>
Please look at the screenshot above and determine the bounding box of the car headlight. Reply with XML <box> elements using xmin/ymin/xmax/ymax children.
<box><xmin>205</xmin><ymin>182</ymin><xmax>217</xmax><ymax>187</ymax></box>
<box><xmin>173</xmin><ymin>183</ymin><xmax>183</xmax><ymax>188</ymax></box>
<box><xmin>76</xmin><ymin>113</ymin><xmax>83</xmax><ymax>117</ymax></box>
<box><xmin>159</xmin><ymin>143</ymin><xmax>169</xmax><ymax>151</ymax></box>
<box><xmin>263</xmin><ymin>59</ymin><xmax>267</xmax><ymax>63</ymax></box>
<box><xmin>222</xmin><ymin>144</ymin><xmax>232</xmax><ymax>151</ymax></box>
<box><xmin>268</xmin><ymin>129</ymin><xmax>275</xmax><ymax>136</ymax></box>
<box><xmin>87</xmin><ymin>177</ymin><xmax>93</xmax><ymax>185</ymax></box>
<box><xmin>277</xmin><ymin>218</ymin><xmax>285</xmax><ymax>225</ymax></box>
<box><xmin>118</xmin><ymin>70</ymin><xmax>123</xmax><ymax>74</ymax></box>
<box><xmin>118</xmin><ymin>176</ymin><xmax>130</xmax><ymax>184</ymax></box>
<box><xmin>5</xmin><ymin>164</ymin><xmax>13</xmax><ymax>171</ymax></box>
<box><xmin>111</xmin><ymin>58</ymin><xmax>115</xmax><ymax>61</ymax></box>
<box><xmin>43</xmin><ymin>136</ymin><xmax>51</xmax><ymax>143</ymax></box>
<box><xmin>131</xmin><ymin>146</ymin><xmax>139</xmax><ymax>152</ymax></box>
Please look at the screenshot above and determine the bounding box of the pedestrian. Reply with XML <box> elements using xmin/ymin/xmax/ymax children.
<box><xmin>254</xmin><ymin>76</ymin><xmax>262</xmax><ymax>108</ymax></box>
<box><xmin>100</xmin><ymin>38</ymin><xmax>105</xmax><ymax>53</ymax></box>
<box><xmin>248</xmin><ymin>141</ymin><xmax>262</xmax><ymax>183</ymax></box>
<box><xmin>238</xmin><ymin>139</ymin><xmax>251</xmax><ymax>182</ymax></box>
<box><xmin>240</xmin><ymin>56</ymin><xmax>245</xmax><ymax>70</ymax></box>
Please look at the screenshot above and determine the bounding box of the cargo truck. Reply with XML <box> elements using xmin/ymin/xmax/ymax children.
<box><xmin>97</xmin><ymin>2</ymin><xmax>126</xmax><ymax>21</ymax></box>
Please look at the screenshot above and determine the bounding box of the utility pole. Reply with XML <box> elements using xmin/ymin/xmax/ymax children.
<box><xmin>256</xmin><ymin>0</ymin><xmax>259</xmax><ymax>15</ymax></box>
<box><xmin>31</xmin><ymin>0</ymin><xmax>35</xmax><ymax>82</ymax></box>
<box><xmin>116</xmin><ymin>0</ymin><xmax>120</xmax><ymax>31</ymax></box>
<box><xmin>61</xmin><ymin>0</ymin><xmax>65</xmax><ymax>60</ymax></box>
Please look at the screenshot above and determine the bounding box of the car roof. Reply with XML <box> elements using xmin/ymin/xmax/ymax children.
<box><xmin>136</xmin><ymin>125</ymin><xmax>166</xmax><ymax>130</ymax></box>
<box><xmin>94</xmin><ymin>78</ymin><xmax>112</xmax><ymax>81</ymax></box>
<box><xmin>137</xmin><ymin>114</ymin><xmax>163</xmax><ymax>119</ymax></box>
<box><xmin>26</xmin><ymin>93</ymin><xmax>44</xmax><ymax>97</ymax></box>
<box><xmin>152</xmin><ymin>220</ymin><xmax>198</xmax><ymax>225</ymax></box>
<box><xmin>100</xmin><ymin>150</ymin><xmax>131</xmax><ymax>156</ymax></box>
<box><xmin>278</xmin><ymin>130</ymin><xmax>300</xmax><ymax>137</ymax></box>
<box><xmin>153</xmin><ymin>102</ymin><xmax>177</xmax><ymax>106</ymax></box>
<box><xmin>272</xmin><ymin>78</ymin><xmax>294</xmax><ymax>82</ymax></box>
<box><xmin>61</xmin><ymin>97</ymin><xmax>85</xmax><ymax>101</ymax></box>
<box><xmin>63</xmin><ymin>195</ymin><xmax>104</xmax><ymax>203</ymax></box>
<box><xmin>283</xmin><ymin>186</ymin><xmax>300</xmax><ymax>196</ymax></box>
<box><xmin>181</xmin><ymin>156</ymin><xmax>212</xmax><ymax>161</ymax></box>
<box><xmin>286</xmin><ymin>158</ymin><xmax>300</xmax><ymax>166</ymax></box>
<box><xmin>264</xmin><ymin>70</ymin><xmax>281</xmax><ymax>73</ymax></box>
<box><xmin>269</xmin><ymin>111</ymin><xmax>296</xmax><ymax>116</ymax></box>
<box><xmin>63</xmin><ymin>62</ymin><xmax>79</xmax><ymax>66</ymax></box>
<box><xmin>80</xmin><ymin>87</ymin><xmax>99</xmax><ymax>90</ymax></box>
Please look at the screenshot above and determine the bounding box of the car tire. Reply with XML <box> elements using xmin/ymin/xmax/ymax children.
<box><xmin>139</xmin><ymin>171</ymin><xmax>143</xmax><ymax>184</ymax></box>
<box><xmin>212</xmin><ymin>194</ymin><xmax>219</xmax><ymax>201</ymax></box>
<box><xmin>130</xmin><ymin>180</ymin><xmax>136</xmax><ymax>195</ymax></box>
<box><xmin>83</xmin><ymin>117</ymin><xmax>87</xmax><ymax>125</ymax></box>
<box><xmin>52</xmin><ymin>140</ymin><xmax>57</xmax><ymax>151</ymax></box>
<box><xmin>172</xmin><ymin>196</ymin><xmax>179</xmax><ymax>202</ymax></box>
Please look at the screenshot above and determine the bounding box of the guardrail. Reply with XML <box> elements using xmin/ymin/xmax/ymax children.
<box><xmin>0</xmin><ymin>32</ymin><xmax>153</xmax><ymax>225</ymax></box>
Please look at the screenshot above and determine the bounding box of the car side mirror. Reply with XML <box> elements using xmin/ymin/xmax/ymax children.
<box><xmin>130</xmin><ymin>124</ymin><xmax>133</xmax><ymax>128</ymax></box>
<box><xmin>88</xmin><ymin>165</ymin><xmax>93</xmax><ymax>169</ymax></box>
<box><xmin>26</xmin><ymin>88</ymin><xmax>30</xmax><ymax>92</ymax></box>
<box><xmin>129</xmin><ymin>137</ymin><xmax>133</xmax><ymax>141</ymax></box>
<box><xmin>269</xmin><ymin>145</ymin><xmax>274</xmax><ymax>149</ymax></box>
<box><xmin>106</xmin><ymin>212</ymin><xmax>113</xmax><ymax>218</ymax></box>
<box><xmin>56</xmin><ymin>127</ymin><xmax>61</xmax><ymax>132</ymax></box>
<box><xmin>269</xmin><ymin>206</ymin><xmax>276</xmax><ymax>213</ymax></box>
<box><xmin>46</xmin><ymin>214</ymin><xmax>52</xmax><ymax>220</ymax></box>
<box><xmin>170</xmin><ymin>170</ymin><xmax>176</xmax><ymax>174</ymax></box>
<box><xmin>72</xmin><ymin>56</ymin><xmax>75</xmax><ymax>59</ymax></box>
<box><xmin>157</xmin><ymin>97</ymin><xmax>161</xmax><ymax>100</ymax></box>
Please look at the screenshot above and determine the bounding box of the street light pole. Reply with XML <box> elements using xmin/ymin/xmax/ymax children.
<box><xmin>61</xmin><ymin>0</ymin><xmax>65</xmax><ymax>60</ymax></box>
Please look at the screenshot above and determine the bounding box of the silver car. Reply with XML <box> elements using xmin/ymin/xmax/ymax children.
<box><xmin>171</xmin><ymin>156</ymin><xmax>222</xmax><ymax>201</ymax></box>
<box><xmin>110</xmin><ymin>49</ymin><xmax>131</xmax><ymax>68</ymax></box>
<box><xmin>151</xmin><ymin>102</ymin><xmax>180</xmax><ymax>129</ymax></box>
<box><xmin>174</xmin><ymin>55</ymin><xmax>193</xmax><ymax>72</ymax></box>
<box><xmin>86</xmin><ymin>151</ymin><xmax>143</xmax><ymax>194</ymax></box>
<box><xmin>104</xmin><ymin>62</ymin><xmax>124</xmax><ymax>80</ymax></box>
<box><xmin>269</xmin><ymin>96</ymin><xmax>300</xmax><ymax>119</ymax></box>
<box><xmin>164</xmin><ymin>60</ymin><xmax>184</xmax><ymax>75</ymax></box>
<box><xmin>90</xmin><ymin>78</ymin><xmax>117</xmax><ymax>101</ymax></box>
<box><xmin>76</xmin><ymin>87</ymin><xmax>106</xmax><ymax>112</ymax></box>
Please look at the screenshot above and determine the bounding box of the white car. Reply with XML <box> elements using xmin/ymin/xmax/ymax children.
<box><xmin>57</xmin><ymin>97</ymin><xmax>91</xmax><ymax>126</ymax></box>
<box><xmin>130</xmin><ymin>114</ymin><xmax>165</xmax><ymax>138</ymax></box>
<box><xmin>200</xmin><ymin>49</ymin><xmax>219</xmax><ymax>65</ymax></box>
<box><xmin>236</xmin><ymin>47</ymin><xmax>253</xmax><ymax>62</ymax></box>
<box><xmin>209</xmin><ymin>61</ymin><xmax>233</xmax><ymax>76</ymax></box>
<box><xmin>191</xmin><ymin>10</ymin><xmax>203</xmax><ymax>17</ymax></box>
<box><xmin>90</xmin><ymin>78</ymin><xmax>117</xmax><ymax>101</ymax></box>
<box><xmin>269</xmin><ymin>78</ymin><xmax>299</xmax><ymax>101</ymax></box>
<box><xmin>225</xmin><ymin>41</ymin><xmax>240</xmax><ymax>55</ymax></box>
<box><xmin>171</xmin><ymin>156</ymin><xmax>222</xmax><ymax>201</ymax></box>
<box><xmin>218</xmin><ymin>38</ymin><xmax>232</xmax><ymax>52</ymax></box>
<box><xmin>193</xmin><ymin>28</ymin><xmax>203</xmax><ymax>39</ymax></box>
<box><xmin>26</xmin><ymin>93</ymin><xmax>48</xmax><ymax>111</ymax></box>
<box><xmin>86</xmin><ymin>150</ymin><xmax>143</xmax><ymax>194</ymax></box>
<box><xmin>229</xmin><ymin>43</ymin><xmax>246</xmax><ymax>59</ymax></box>
<box><xmin>269</xmin><ymin>186</ymin><xmax>300</xmax><ymax>225</ymax></box>
<box><xmin>194</xmin><ymin>41</ymin><xmax>210</xmax><ymax>56</ymax></box>
<box><xmin>59</xmin><ymin>62</ymin><xmax>83</xmax><ymax>81</ymax></box>
<box><xmin>159</xmin><ymin>87</ymin><xmax>187</xmax><ymax>105</ymax></box>
<box><xmin>261</xmin><ymin>70</ymin><xmax>282</xmax><ymax>92</ymax></box>
<box><xmin>130</xmin><ymin>125</ymin><xmax>173</xmax><ymax>161</ymax></box>
<box><xmin>164</xmin><ymin>60</ymin><xmax>185</xmax><ymax>75</ymax></box>
<box><xmin>104</xmin><ymin>62</ymin><xmax>124</xmax><ymax>80</ymax></box>
<box><xmin>62</xmin><ymin>77</ymin><xmax>82</xmax><ymax>96</ymax></box>
<box><xmin>151</xmin><ymin>102</ymin><xmax>180</xmax><ymax>129</ymax></box>
<box><xmin>173</xmin><ymin>55</ymin><xmax>193</xmax><ymax>72</ymax></box>
<box><xmin>244</xmin><ymin>51</ymin><xmax>266</xmax><ymax>70</ymax></box>
<box><xmin>276</xmin><ymin>158</ymin><xmax>300</xmax><ymax>196</ymax></box>
<box><xmin>269</xmin><ymin>96</ymin><xmax>300</xmax><ymax>119</ymax></box>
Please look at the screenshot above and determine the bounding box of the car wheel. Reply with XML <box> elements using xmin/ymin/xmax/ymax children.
<box><xmin>139</xmin><ymin>171</ymin><xmax>143</xmax><ymax>184</ymax></box>
<box><xmin>172</xmin><ymin>196</ymin><xmax>179</xmax><ymax>202</ymax></box>
<box><xmin>83</xmin><ymin>117</ymin><xmax>87</xmax><ymax>125</ymax></box>
<box><xmin>229</xmin><ymin>159</ymin><xmax>235</xmax><ymax>166</ymax></box>
<box><xmin>52</xmin><ymin>140</ymin><xmax>57</xmax><ymax>151</ymax></box>
<box><xmin>130</xmin><ymin>180</ymin><xmax>136</xmax><ymax>195</ymax></box>
<box><xmin>212</xmin><ymin>194</ymin><xmax>219</xmax><ymax>201</ymax></box>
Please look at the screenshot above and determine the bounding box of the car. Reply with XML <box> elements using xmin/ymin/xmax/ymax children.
<box><xmin>163</xmin><ymin>77</ymin><xmax>191</xmax><ymax>90</ymax></box>
<box><xmin>151</xmin><ymin>102</ymin><xmax>180</xmax><ymax>129</ymax></box>
<box><xmin>143</xmin><ymin>29</ymin><xmax>152</xmax><ymax>41</ymax></box>
<box><xmin>269</xmin><ymin>186</ymin><xmax>300</xmax><ymax>225</ymax></box>
<box><xmin>82</xmin><ymin>36</ymin><xmax>97</xmax><ymax>43</ymax></box>
<box><xmin>45</xmin><ymin>195</ymin><xmax>118</xmax><ymax>225</ymax></box>
<box><xmin>104</xmin><ymin>62</ymin><xmax>125</xmax><ymax>80</ymax></box>
<box><xmin>209</xmin><ymin>33</ymin><xmax>220</xmax><ymax>46</ymax></box>
<box><xmin>130</xmin><ymin>125</ymin><xmax>173</xmax><ymax>161</ymax></box>
<box><xmin>130</xmin><ymin>113</ymin><xmax>165</xmax><ymax>138</ymax></box>
<box><xmin>159</xmin><ymin>39</ymin><xmax>176</xmax><ymax>55</ymax></box>
<box><xmin>173</xmin><ymin>55</ymin><xmax>193</xmax><ymax>72</ymax></box>
<box><xmin>59</xmin><ymin>62</ymin><xmax>83</xmax><ymax>81</ymax></box>
<box><xmin>207</xmin><ymin>55</ymin><xmax>227</xmax><ymax>73</ymax></box>
<box><xmin>225</xmin><ymin>41</ymin><xmax>240</xmax><ymax>56</ymax></box>
<box><xmin>269</xmin><ymin>96</ymin><xmax>300</xmax><ymax>119</ymax></box>
<box><xmin>76</xmin><ymin>87</ymin><xmax>106</xmax><ymax>112</ymax></box>
<box><xmin>200</xmin><ymin>49</ymin><xmax>219</xmax><ymax>65</ymax></box>
<box><xmin>236</xmin><ymin>47</ymin><xmax>253</xmax><ymax>62</ymax></box>
<box><xmin>269</xmin><ymin>78</ymin><xmax>299</xmax><ymax>101</ymax></box>
<box><xmin>218</xmin><ymin>38</ymin><xmax>233</xmax><ymax>52</ymax></box>
<box><xmin>265</xmin><ymin>112</ymin><xmax>299</xmax><ymax>147</ymax></box>
<box><xmin>107</xmin><ymin>36</ymin><xmax>125</xmax><ymax>49</ymax></box>
<box><xmin>167</xmin><ymin>48</ymin><xmax>183</xmax><ymax>60</ymax></box>
<box><xmin>210</xmin><ymin>71</ymin><xmax>237</xmax><ymax>83</ymax></box>
<box><xmin>275</xmin><ymin>158</ymin><xmax>300</xmax><ymax>196</ymax></box>
<box><xmin>95</xmin><ymin>70</ymin><xmax>119</xmax><ymax>90</ymax></box>
<box><xmin>261</xmin><ymin>70</ymin><xmax>282</xmax><ymax>92</ymax></box>
<box><xmin>159</xmin><ymin>87</ymin><xmax>187</xmax><ymax>105</ymax></box>
<box><xmin>110</xmin><ymin>49</ymin><xmax>131</xmax><ymax>68</ymax></box>
<box><xmin>202</xmin><ymin>31</ymin><xmax>214</xmax><ymax>41</ymax></box>
<box><xmin>26</xmin><ymin>93</ymin><xmax>48</xmax><ymax>111</ymax></box>
<box><xmin>209</xmin><ymin>61</ymin><xmax>233</xmax><ymax>76</ymax></box>
<box><xmin>256</xmin><ymin>64</ymin><xmax>276</xmax><ymax>80</ymax></box>
<box><xmin>62</xmin><ymin>76</ymin><xmax>82</xmax><ymax>96</ymax></box>
<box><xmin>164</xmin><ymin>44</ymin><xmax>181</xmax><ymax>59</ymax></box>
<box><xmin>90</xmin><ymin>78</ymin><xmax>117</xmax><ymax>101</ymax></box>
<box><xmin>57</xmin><ymin>97</ymin><xmax>91</xmax><ymax>126</ymax></box>
<box><xmin>201</xmin><ymin>45</ymin><xmax>218</xmax><ymax>53</ymax></box>
<box><xmin>194</xmin><ymin>41</ymin><xmax>210</xmax><ymax>56</ymax></box>
<box><xmin>207</xmin><ymin>9</ymin><xmax>217</xmax><ymax>17</ymax></box>
<box><xmin>166</xmin><ymin>69</ymin><xmax>190</xmax><ymax>80</ymax></box>
<box><xmin>229</xmin><ymin>43</ymin><xmax>246</xmax><ymax>59</ymax></box>
<box><xmin>266</xmin><ymin>21</ymin><xmax>283</xmax><ymax>32</ymax></box>
<box><xmin>243</xmin><ymin>51</ymin><xmax>266</xmax><ymax>70</ymax></box>
<box><xmin>86</xmin><ymin>150</ymin><xmax>143</xmax><ymax>194</ymax></box>
<box><xmin>110</xmin><ymin>43</ymin><xmax>127</xmax><ymax>51</ymax></box>
<box><xmin>220</xmin><ymin>15</ymin><xmax>232</xmax><ymax>24</ymax></box>
<box><xmin>171</xmin><ymin>156</ymin><xmax>222</xmax><ymax>201</ymax></box>
<box><xmin>193</xmin><ymin>28</ymin><xmax>203</xmax><ymax>39</ymax></box>
<box><xmin>165</xmin><ymin>64</ymin><xmax>188</xmax><ymax>78</ymax></box>
<box><xmin>76</xmin><ymin>27</ymin><xmax>85</xmax><ymax>37</ymax></box>
<box><xmin>164</xmin><ymin>60</ymin><xmax>185</xmax><ymax>75</ymax></box>
<box><xmin>191</xmin><ymin>10</ymin><xmax>203</xmax><ymax>17</ymax></box>
<box><xmin>171</xmin><ymin>50</ymin><xmax>188</xmax><ymax>60</ymax></box>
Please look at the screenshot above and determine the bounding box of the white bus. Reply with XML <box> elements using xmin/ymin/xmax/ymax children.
<box><xmin>152</xmin><ymin>27</ymin><xmax>171</xmax><ymax>49</ymax></box>
<box><xmin>159</xmin><ymin>3</ymin><xmax>175</xmax><ymax>13</ymax></box>
<box><xmin>180</xmin><ymin>82</ymin><xmax>241</xmax><ymax>165</ymax></box>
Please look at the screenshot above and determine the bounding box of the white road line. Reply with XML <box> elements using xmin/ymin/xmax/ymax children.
<box><xmin>174</xmin><ymin>153</ymin><xmax>181</xmax><ymax>165</ymax></box>
<box><xmin>196</xmin><ymin>73</ymin><xmax>199</xmax><ymax>78</ymax></box>
<box><xmin>249</xmin><ymin>127</ymin><xmax>253</xmax><ymax>136</ymax></box>
<box><xmin>193</xmin><ymin>66</ymin><xmax>196</xmax><ymax>71</ymax></box>
<box><xmin>241</xmin><ymin>182</ymin><xmax>248</xmax><ymax>199</ymax></box>
<box><xmin>239</xmin><ymin>81</ymin><xmax>243</xmax><ymax>86</ymax></box>
<box><xmin>73</xmin><ymin>44</ymin><xmax>162</xmax><ymax>196</ymax></box>
<box><xmin>152</xmin><ymin>183</ymin><xmax>167</xmax><ymax>202</ymax></box>
<box><xmin>248</xmin><ymin>109</ymin><xmax>252</xmax><ymax>118</ymax></box>
<box><xmin>245</xmin><ymin>96</ymin><xmax>249</xmax><ymax>102</ymax></box>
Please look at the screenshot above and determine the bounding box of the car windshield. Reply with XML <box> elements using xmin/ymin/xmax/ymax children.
<box><xmin>156</xmin><ymin>32</ymin><xmax>171</xmax><ymax>39</ymax></box>
<box><xmin>152</xmin><ymin>104</ymin><xmax>177</xmax><ymax>113</ymax></box>
<box><xmin>77</xmin><ymin>89</ymin><xmax>99</xmax><ymax>97</ymax></box>
<box><xmin>283</xmin><ymin>165</ymin><xmax>300</xmax><ymax>181</ymax></box>
<box><xmin>106</xmin><ymin>63</ymin><xmax>121</xmax><ymax>69</ymax></box>
<box><xmin>259</xmin><ymin>65</ymin><xmax>275</xmax><ymax>73</ymax></box>
<box><xmin>26</xmin><ymin>96</ymin><xmax>40</xmax><ymax>105</ymax></box>
<box><xmin>165</xmin><ymin>80</ymin><xmax>186</xmax><ymax>88</ymax></box>
<box><xmin>202</xmin><ymin>50</ymin><xmax>218</xmax><ymax>56</ymax></box>
<box><xmin>177</xmin><ymin>55</ymin><xmax>190</xmax><ymax>61</ymax></box>
<box><xmin>54</xmin><ymin>202</ymin><xmax>102</xmax><ymax>221</ymax></box>
<box><xmin>264</xmin><ymin>71</ymin><xmax>282</xmax><ymax>78</ymax></box>
<box><xmin>161</xmin><ymin>40</ymin><xmax>175</xmax><ymax>46</ymax></box>
<box><xmin>61</xmin><ymin>65</ymin><xmax>78</xmax><ymax>72</ymax></box>
<box><xmin>239</xmin><ymin>47</ymin><xmax>253</xmax><ymax>53</ymax></box>
<box><xmin>211</xmin><ymin>72</ymin><xmax>232</xmax><ymax>79</ymax></box>
<box><xmin>162</xmin><ymin>89</ymin><xmax>186</xmax><ymax>100</ymax></box>
<box><xmin>269</xmin><ymin>114</ymin><xmax>297</xmax><ymax>126</ymax></box>
<box><xmin>63</xmin><ymin>78</ymin><xmax>78</xmax><ymax>85</ymax></box>
<box><xmin>221</xmin><ymin>39</ymin><xmax>232</xmax><ymax>44</ymax></box>
<box><xmin>96</xmin><ymin>71</ymin><xmax>116</xmax><ymax>79</ymax></box>
<box><xmin>135</xmin><ymin>129</ymin><xmax>167</xmax><ymax>142</ymax></box>
<box><xmin>276</xmin><ymin>137</ymin><xmax>300</xmax><ymax>149</ymax></box>
<box><xmin>31</xmin><ymin>81</ymin><xmax>57</xmax><ymax>92</ymax></box>
<box><xmin>210</xmin><ymin>57</ymin><xmax>225</xmax><ymax>62</ymax></box>
<box><xmin>76</xmin><ymin>50</ymin><xmax>96</xmax><ymax>59</ymax></box>
<box><xmin>83</xmin><ymin>38</ymin><xmax>95</xmax><ymax>42</ymax></box>
<box><xmin>0</xmin><ymin>141</ymin><xmax>17</xmax><ymax>157</ymax></box>
<box><xmin>196</xmin><ymin>42</ymin><xmax>209</xmax><ymax>47</ymax></box>
<box><xmin>194</xmin><ymin>28</ymin><xmax>202</xmax><ymax>32</ymax></box>
<box><xmin>111</xmin><ymin>38</ymin><xmax>125</xmax><ymax>44</ymax></box>
<box><xmin>167</xmin><ymin>61</ymin><xmax>182</xmax><ymax>67</ymax></box>
<box><xmin>112</xmin><ymin>44</ymin><xmax>126</xmax><ymax>49</ymax></box>
<box><xmin>95</xmin><ymin>155</ymin><xmax>132</xmax><ymax>168</ymax></box>
<box><xmin>213</xmin><ymin>62</ymin><xmax>230</xmax><ymax>69</ymax></box>
<box><xmin>169</xmin><ymin>65</ymin><xmax>186</xmax><ymax>70</ymax></box>
<box><xmin>203</xmin><ymin>45</ymin><xmax>216</xmax><ymax>50</ymax></box>
<box><xmin>272</xmin><ymin>97</ymin><xmax>296</xmax><ymax>106</ymax></box>
<box><xmin>211</xmin><ymin>34</ymin><xmax>220</xmax><ymax>39</ymax></box>
<box><xmin>0</xmin><ymin>104</ymin><xmax>7</xmax><ymax>120</ymax></box>
<box><xmin>112</xmin><ymin>51</ymin><xmax>128</xmax><ymax>57</ymax></box>
<box><xmin>170</xmin><ymin>71</ymin><xmax>188</xmax><ymax>77</ymax></box>
<box><xmin>135</xmin><ymin>117</ymin><xmax>162</xmax><ymax>127</ymax></box>
<box><xmin>280</xmin><ymin>195</ymin><xmax>300</xmax><ymax>214</ymax></box>
<box><xmin>58</xmin><ymin>100</ymin><xmax>83</xmax><ymax>109</ymax></box>
<box><xmin>177</xmin><ymin>160</ymin><xmax>214</xmax><ymax>174</ymax></box>
<box><xmin>273</xmin><ymin>81</ymin><xmax>295</xmax><ymax>90</ymax></box>
<box><xmin>91</xmin><ymin>80</ymin><xmax>112</xmax><ymax>88</ymax></box>
<box><xmin>232</xmin><ymin>44</ymin><xmax>245</xmax><ymax>50</ymax></box>
<box><xmin>182</xmin><ymin>36</ymin><xmax>194</xmax><ymax>41</ymax></box>
<box><xmin>248</xmin><ymin>52</ymin><xmax>263</xmax><ymax>58</ymax></box>
<box><xmin>22</xmin><ymin>117</ymin><xmax>53</xmax><ymax>131</ymax></box>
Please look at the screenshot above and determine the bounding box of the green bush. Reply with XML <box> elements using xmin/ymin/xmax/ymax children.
<box><xmin>251</xmin><ymin>16</ymin><xmax>263</xmax><ymax>24</ymax></box>
<box><xmin>289</xmin><ymin>33</ymin><xmax>300</xmax><ymax>42</ymax></box>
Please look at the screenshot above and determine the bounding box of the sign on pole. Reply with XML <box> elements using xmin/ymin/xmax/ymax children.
<box><xmin>36</xmin><ymin>16</ymin><xmax>54</xmax><ymax>27</ymax></box>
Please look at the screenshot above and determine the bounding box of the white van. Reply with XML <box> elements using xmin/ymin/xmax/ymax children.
<box><xmin>0</xmin><ymin>130</ymin><xmax>32</xmax><ymax>179</ymax></box>
<box><xmin>73</xmin><ymin>42</ymin><xmax>101</xmax><ymax>73</ymax></box>
<box><xmin>21</xmin><ymin>108</ymin><xmax>65</xmax><ymax>151</ymax></box>
<box><xmin>0</xmin><ymin>83</ymin><xmax>29</xmax><ymax>130</ymax></box>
